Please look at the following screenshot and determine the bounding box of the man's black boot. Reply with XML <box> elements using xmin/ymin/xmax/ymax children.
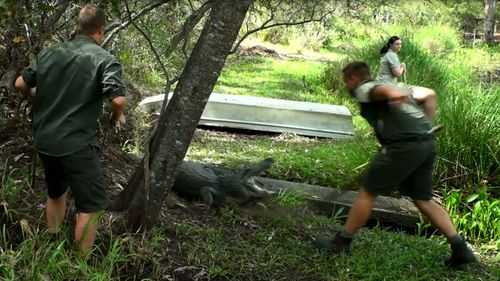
<box><xmin>314</xmin><ymin>232</ymin><xmax>353</xmax><ymax>254</ymax></box>
<box><xmin>445</xmin><ymin>235</ymin><xmax>476</xmax><ymax>268</ymax></box>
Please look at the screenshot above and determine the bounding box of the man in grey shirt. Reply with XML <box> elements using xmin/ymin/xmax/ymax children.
<box><xmin>314</xmin><ymin>61</ymin><xmax>476</xmax><ymax>269</ymax></box>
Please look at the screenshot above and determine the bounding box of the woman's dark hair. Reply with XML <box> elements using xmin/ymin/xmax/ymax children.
<box><xmin>379</xmin><ymin>36</ymin><xmax>400</xmax><ymax>55</ymax></box>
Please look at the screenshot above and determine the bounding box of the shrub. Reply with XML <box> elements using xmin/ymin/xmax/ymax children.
<box><xmin>413</xmin><ymin>25</ymin><xmax>462</xmax><ymax>57</ymax></box>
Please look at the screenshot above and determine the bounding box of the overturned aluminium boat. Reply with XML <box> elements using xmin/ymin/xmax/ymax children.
<box><xmin>138</xmin><ymin>92</ymin><xmax>354</xmax><ymax>139</ymax></box>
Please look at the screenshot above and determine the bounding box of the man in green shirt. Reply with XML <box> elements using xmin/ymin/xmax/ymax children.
<box><xmin>15</xmin><ymin>4</ymin><xmax>126</xmax><ymax>254</ymax></box>
<box><xmin>314</xmin><ymin>61</ymin><xmax>476</xmax><ymax>268</ymax></box>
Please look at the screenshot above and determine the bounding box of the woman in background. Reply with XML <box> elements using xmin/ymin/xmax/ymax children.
<box><xmin>377</xmin><ymin>36</ymin><xmax>406</xmax><ymax>84</ymax></box>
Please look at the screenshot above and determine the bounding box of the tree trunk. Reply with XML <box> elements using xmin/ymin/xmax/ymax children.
<box><xmin>484</xmin><ymin>0</ymin><xmax>496</xmax><ymax>45</ymax></box>
<box><xmin>115</xmin><ymin>0</ymin><xmax>254</xmax><ymax>229</ymax></box>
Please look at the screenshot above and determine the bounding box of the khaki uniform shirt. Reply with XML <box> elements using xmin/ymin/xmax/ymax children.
<box><xmin>21</xmin><ymin>35</ymin><xmax>125</xmax><ymax>156</ymax></box>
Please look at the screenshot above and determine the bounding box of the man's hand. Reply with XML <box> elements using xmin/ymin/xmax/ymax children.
<box><xmin>112</xmin><ymin>113</ymin><xmax>126</xmax><ymax>133</ymax></box>
<box><xmin>15</xmin><ymin>76</ymin><xmax>36</xmax><ymax>102</ymax></box>
<box><xmin>110</xmin><ymin>96</ymin><xmax>127</xmax><ymax>132</ymax></box>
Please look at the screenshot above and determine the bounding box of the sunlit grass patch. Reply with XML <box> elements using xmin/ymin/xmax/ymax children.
<box><xmin>215</xmin><ymin>56</ymin><xmax>345</xmax><ymax>104</ymax></box>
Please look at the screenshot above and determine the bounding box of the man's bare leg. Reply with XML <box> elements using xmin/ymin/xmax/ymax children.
<box><xmin>75</xmin><ymin>212</ymin><xmax>99</xmax><ymax>254</ymax></box>
<box><xmin>344</xmin><ymin>188</ymin><xmax>377</xmax><ymax>235</ymax></box>
<box><xmin>413</xmin><ymin>199</ymin><xmax>457</xmax><ymax>237</ymax></box>
<box><xmin>46</xmin><ymin>191</ymin><xmax>68</xmax><ymax>234</ymax></box>
<box><xmin>314</xmin><ymin>187</ymin><xmax>377</xmax><ymax>253</ymax></box>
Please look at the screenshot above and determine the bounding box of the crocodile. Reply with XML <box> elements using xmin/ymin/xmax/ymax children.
<box><xmin>172</xmin><ymin>158</ymin><xmax>275</xmax><ymax>208</ymax></box>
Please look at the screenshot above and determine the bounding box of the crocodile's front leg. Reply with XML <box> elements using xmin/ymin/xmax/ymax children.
<box><xmin>200</xmin><ymin>186</ymin><xmax>225</xmax><ymax>208</ymax></box>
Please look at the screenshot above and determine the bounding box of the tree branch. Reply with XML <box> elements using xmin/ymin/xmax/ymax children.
<box><xmin>163</xmin><ymin>0</ymin><xmax>213</xmax><ymax>59</ymax></box>
<box><xmin>101</xmin><ymin>0</ymin><xmax>174</xmax><ymax>48</ymax></box>
<box><xmin>43</xmin><ymin>0</ymin><xmax>71</xmax><ymax>33</ymax></box>
<box><xmin>122</xmin><ymin>0</ymin><xmax>170</xmax><ymax>86</ymax></box>
<box><xmin>230</xmin><ymin>3</ymin><xmax>331</xmax><ymax>54</ymax></box>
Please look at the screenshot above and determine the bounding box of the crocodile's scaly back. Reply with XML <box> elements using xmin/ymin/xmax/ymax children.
<box><xmin>172</xmin><ymin>158</ymin><xmax>274</xmax><ymax>208</ymax></box>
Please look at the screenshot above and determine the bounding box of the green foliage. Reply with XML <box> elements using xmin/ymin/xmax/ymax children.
<box><xmin>0</xmin><ymin>159</ymin><xmax>28</xmax><ymax>202</ymax></box>
<box><xmin>0</xmin><ymin>1</ymin><xmax>9</xmax><ymax>51</ymax></box>
<box><xmin>272</xmin><ymin>189</ymin><xmax>307</xmax><ymax>207</ymax></box>
<box><xmin>169</xmin><ymin>206</ymin><xmax>499</xmax><ymax>280</ymax></box>
<box><xmin>216</xmin><ymin>56</ymin><xmax>338</xmax><ymax>103</ymax></box>
<box><xmin>0</xmin><ymin>0</ymin><xmax>4</xmax><ymax>60</ymax></box>
<box><xmin>445</xmin><ymin>188</ymin><xmax>500</xmax><ymax>242</ymax></box>
<box><xmin>113</xmin><ymin>0</ymin><xmax>205</xmax><ymax>90</ymax></box>
<box><xmin>318</xmin><ymin>59</ymin><xmax>348</xmax><ymax>94</ymax></box>
<box><xmin>413</xmin><ymin>25</ymin><xmax>462</xmax><ymax>57</ymax></box>
<box><xmin>0</xmin><ymin>207</ymin><xmax>498</xmax><ymax>280</ymax></box>
<box><xmin>122</xmin><ymin>106</ymin><xmax>153</xmax><ymax>155</ymax></box>
<box><xmin>249</xmin><ymin>0</ymin><xmax>334</xmax><ymax>51</ymax></box>
<box><xmin>262</xmin><ymin>27</ymin><xmax>290</xmax><ymax>45</ymax></box>
<box><xmin>0</xmin><ymin>230</ymin><xmax>131</xmax><ymax>280</ymax></box>
<box><xmin>0</xmin><ymin>0</ymin><xmax>6</xmax><ymax>18</ymax></box>
<box><xmin>116</xmin><ymin>38</ymin><xmax>165</xmax><ymax>90</ymax></box>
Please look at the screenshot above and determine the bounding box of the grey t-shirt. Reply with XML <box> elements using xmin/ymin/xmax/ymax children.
<box><xmin>376</xmin><ymin>50</ymin><xmax>400</xmax><ymax>84</ymax></box>
<box><xmin>354</xmin><ymin>80</ymin><xmax>433</xmax><ymax>145</ymax></box>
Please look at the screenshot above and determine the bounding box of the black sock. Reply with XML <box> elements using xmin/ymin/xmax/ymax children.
<box><xmin>447</xmin><ymin>235</ymin><xmax>463</xmax><ymax>246</ymax></box>
<box><xmin>338</xmin><ymin>229</ymin><xmax>354</xmax><ymax>244</ymax></box>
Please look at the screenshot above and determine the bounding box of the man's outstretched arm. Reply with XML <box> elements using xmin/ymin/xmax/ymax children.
<box><xmin>411</xmin><ymin>86</ymin><xmax>437</xmax><ymax>120</ymax></box>
<box><xmin>371</xmin><ymin>84</ymin><xmax>408</xmax><ymax>102</ymax></box>
<box><xmin>110</xmin><ymin>96</ymin><xmax>127</xmax><ymax>126</ymax></box>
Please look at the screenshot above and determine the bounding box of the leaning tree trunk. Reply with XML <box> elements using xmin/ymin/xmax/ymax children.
<box><xmin>484</xmin><ymin>0</ymin><xmax>496</xmax><ymax>45</ymax></box>
<box><xmin>113</xmin><ymin>0</ymin><xmax>254</xmax><ymax>229</ymax></box>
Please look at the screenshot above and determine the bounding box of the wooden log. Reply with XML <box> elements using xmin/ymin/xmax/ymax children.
<box><xmin>256</xmin><ymin>177</ymin><xmax>422</xmax><ymax>228</ymax></box>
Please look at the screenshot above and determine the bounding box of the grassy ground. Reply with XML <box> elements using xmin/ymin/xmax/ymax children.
<box><xmin>1</xmin><ymin>200</ymin><xmax>498</xmax><ymax>280</ymax></box>
<box><xmin>172</xmin><ymin>205</ymin><xmax>500</xmax><ymax>281</ymax></box>
<box><xmin>187</xmin><ymin>129</ymin><xmax>377</xmax><ymax>189</ymax></box>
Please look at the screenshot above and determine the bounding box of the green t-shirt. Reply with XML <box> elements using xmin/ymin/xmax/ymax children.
<box><xmin>353</xmin><ymin>80</ymin><xmax>433</xmax><ymax>145</ymax></box>
<box><xmin>21</xmin><ymin>35</ymin><xmax>125</xmax><ymax>156</ymax></box>
<box><xmin>376</xmin><ymin>50</ymin><xmax>400</xmax><ymax>84</ymax></box>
